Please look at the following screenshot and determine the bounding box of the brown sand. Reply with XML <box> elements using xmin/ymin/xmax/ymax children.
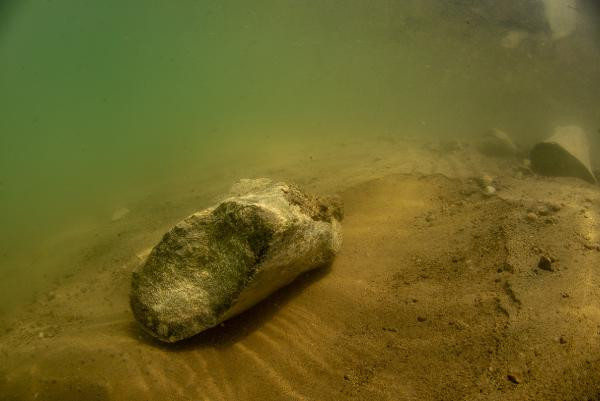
<box><xmin>1</xmin><ymin>155</ymin><xmax>600</xmax><ymax>400</ymax></box>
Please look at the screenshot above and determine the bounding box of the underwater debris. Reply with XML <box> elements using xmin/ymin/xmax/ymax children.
<box><xmin>130</xmin><ymin>178</ymin><xmax>343</xmax><ymax>342</ymax></box>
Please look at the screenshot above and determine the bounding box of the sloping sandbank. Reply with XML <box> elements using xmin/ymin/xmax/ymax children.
<box><xmin>0</xmin><ymin>172</ymin><xmax>599</xmax><ymax>401</ymax></box>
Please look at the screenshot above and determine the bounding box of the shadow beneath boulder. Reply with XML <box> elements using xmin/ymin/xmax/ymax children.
<box><xmin>130</xmin><ymin>262</ymin><xmax>332</xmax><ymax>351</ymax></box>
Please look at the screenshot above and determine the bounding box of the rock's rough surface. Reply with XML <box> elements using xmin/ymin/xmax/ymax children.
<box><xmin>130</xmin><ymin>179</ymin><xmax>343</xmax><ymax>342</ymax></box>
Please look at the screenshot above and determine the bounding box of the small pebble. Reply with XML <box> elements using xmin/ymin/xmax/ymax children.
<box><xmin>526</xmin><ymin>212</ymin><xmax>538</xmax><ymax>221</ymax></box>
<box><xmin>477</xmin><ymin>175</ymin><xmax>494</xmax><ymax>188</ymax></box>
<box><xmin>547</xmin><ymin>202</ymin><xmax>562</xmax><ymax>212</ymax></box>
<box><xmin>483</xmin><ymin>186</ymin><xmax>496</xmax><ymax>196</ymax></box>
<box><xmin>536</xmin><ymin>205</ymin><xmax>550</xmax><ymax>216</ymax></box>
<box><xmin>417</xmin><ymin>316</ymin><xmax>427</xmax><ymax>322</ymax></box>
<box><xmin>538</xmin><ymin>256</ymin><xmax>553</xmax><ymax>271</ymax></box>
<box><xmin>507</xmin><ymin>373</ymin><xmax>521</xmax><ymax>384</ymax></box>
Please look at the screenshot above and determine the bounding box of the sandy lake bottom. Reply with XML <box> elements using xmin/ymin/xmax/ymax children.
<box><xmin>1</xmin><ymin>136</ymin><xmax>599</xmax><ymax>401</ymax></box>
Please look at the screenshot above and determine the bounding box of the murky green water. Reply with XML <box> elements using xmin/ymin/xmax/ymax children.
<box><xmin>1</xmin><ymin>0</ymin><xmax>599</xmax><ymax>315</ymax></box>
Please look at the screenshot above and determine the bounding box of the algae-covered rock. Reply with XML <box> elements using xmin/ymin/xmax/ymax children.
<box><xmin>130</xmin><ymin>179</ymin><xmax>343</xmax><ymax>342</ymax></box>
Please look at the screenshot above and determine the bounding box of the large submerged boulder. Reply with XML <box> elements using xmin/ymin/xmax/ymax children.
<box><xmin>530</xmin><ymin>126</ymin><xmax>597</xmax><ymax>184</ymax></box>
<box><xmin>130</xmin><ymin>178</ymin><xmax>343</xmax><ymax>343</ymax></box>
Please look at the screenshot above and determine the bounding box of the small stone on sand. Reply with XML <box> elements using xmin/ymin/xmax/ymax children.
<box><xmin>483</xmin><ymin>186</ymin><xmax>496</xmax><ymax>196</ymax></box>
<box><xmin>526</xmin><ymin>212</ymin><xmax>538</xmax><ymax>221</ymax></box>
<box><xmin>538</xmin><ymin>256</ymin><xmax>553</xmax><ymax>271</ymax></box>
<box><xmin>507</xmin><ymin>373</ymin><xmax>522</xmax><ymax>384</ymax></box>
